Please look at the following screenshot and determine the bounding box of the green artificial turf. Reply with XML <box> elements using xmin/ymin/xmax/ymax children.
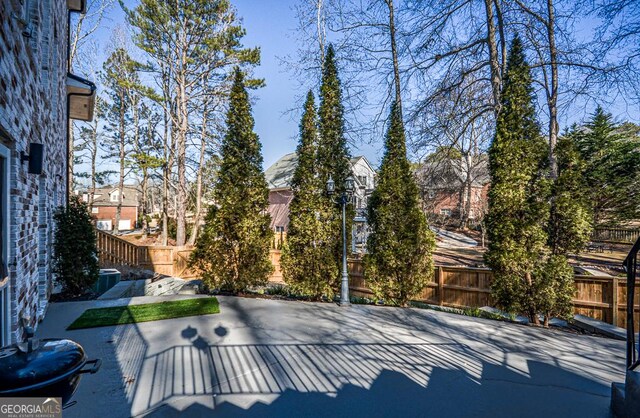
<box><xmin>67</xmin><ymin>297</ymin><xmax>220</xmax><ymax>330</ymax></box>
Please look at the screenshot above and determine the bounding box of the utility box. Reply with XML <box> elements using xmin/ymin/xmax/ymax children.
<box><xmin>92</xmin><ymin>269</ymin><xmax>121</xmax><ymax>295</ymax></box>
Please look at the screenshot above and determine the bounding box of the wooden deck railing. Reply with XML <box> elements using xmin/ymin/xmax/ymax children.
<box><xmin>96</xmin><ymin>230</ymin><xmax>142</xmax><ymax>267</ymax></box>
<box><xmin>96</xmin><ymin>230</ymin><xmax>197</xmax><ymax>278</ymax></box>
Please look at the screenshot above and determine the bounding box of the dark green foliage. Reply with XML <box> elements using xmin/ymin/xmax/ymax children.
<box><xmin>122</xmin><ymin>0</ymin><xmax>261</xmax><ymax>84</ymax></box>
<box><xmin>485</xmin><ymin>37</ymin><xmax>574</xmax><ymax>323</ymax></box>
<box><xmin>574</xmin><ymin>107</ymin><xmax>640</xmax><ymax>226</ymax></box>
<box><xmin>53</xmin><ymin>197</ymin><xmax>100</xmax><ymax>296</ymax></box>
<box><xmin>530</xmin><ymin>255</ymin><xmax>575</xmax><ymax>321</ymax></box>
<box><xmin>549</xmin><ymin>129</ymin><xmax>593</xmax><ymax>254</ymax></box>
<box><xmin>281</xmin><ymin>92</ymin><xmax>339</xmax><ymax>298</ymax></box>
<box><xmin>317</xmin><ymin>45</ymin><xmax>353</xmax><ymax>276</ymax></box>
<box><xmin>190</xmin><ymin>69</ymin><xmax>274</xmax><ymax>292</ymax></box>
<box><xmin>365</xmin><ymin>102</ymin><xmax>436</xmax><ymax>306</ymax></box>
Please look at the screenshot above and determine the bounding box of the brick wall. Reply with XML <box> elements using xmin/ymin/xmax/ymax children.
<box><xmin>92</xmin><ymin>206</ymin><xmax>139</xmax><ymax>230</ymax></box>
<box><xmin>0</xmin><ymin>0</ymin><xmax>69</xmax><ymax>343</ymax></box>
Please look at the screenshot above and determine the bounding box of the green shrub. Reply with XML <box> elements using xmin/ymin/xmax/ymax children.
<box><xmin>53</xmin><ymin>196</ymin><xmax>100</xmax><ymax>296</ymax></box>
<box><xmin>265</xmin><ymin>284</ymin><xmax>292</xmax><ymax>297</ymax></box>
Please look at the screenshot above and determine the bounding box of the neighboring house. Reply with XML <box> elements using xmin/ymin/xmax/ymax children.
<box><xmin>82</xmin><ymin>186</ymin><xmax>140</xmax><ymax>231</ymax></box>
<box><xmin>264</xmin><ymin>153</ymin><xmax>376</xmax><ymax>252</ymax></box>
<box><xmin>0</xmin><ymin>1</ymin><xmax>95</xmax><ymax>345</ymax></box>
<box><xmin>416</xmin><ymin>156</ymin><xmax>490</xmax><ymax>222</ymax></box>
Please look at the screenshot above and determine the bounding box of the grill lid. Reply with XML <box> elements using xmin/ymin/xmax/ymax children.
<box><xmin>0</xmin><ymin>339</ymin><xmax>86</xmax><ymax>392</ymax></box>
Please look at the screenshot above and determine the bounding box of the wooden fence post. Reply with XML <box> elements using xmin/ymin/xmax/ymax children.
<box><xmin>612</xmin><ymin>276</ymin><xmax>619</xmax><ymax>327</ymax></box>
<box><xmin>438</xmin><ymin>266</ymin><xmax>444</xmax><ymax>306</ymax></box>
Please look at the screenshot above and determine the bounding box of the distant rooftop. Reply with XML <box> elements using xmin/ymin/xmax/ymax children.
<box><xmin>265</xmin><ymin>152</ymin><xmax>298</xmax><ymax>189</ymax></box>
<box><xmin>265</xmin><ymin>153</ymin><xmax>372</xmax><ymax>190</ymax></box>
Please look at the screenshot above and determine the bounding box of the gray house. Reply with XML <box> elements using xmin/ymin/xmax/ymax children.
<box><xmin>264</xmin><ymin>153</ymin><xmax>376</xmax><ymax>252</ymax></box>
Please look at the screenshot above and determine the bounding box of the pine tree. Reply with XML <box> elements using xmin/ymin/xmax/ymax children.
<box><xmin>280</xmin><ymin>92</ymin><xmax>339</xmax><ymax>298</ymax></box>
<box><xmin>485</xmin><ymin>36</ymin><xmax>574</xmax><ymax>325</ymax></box>
<box><xmin>548</xmin><ymin>127</ymin><xmax>593</xmax><ymax>255</ymax></box>
<box><xmin>365</xmin><ymin>102</ymin><xmax>436</xmax><ymax>306</ymax></box>
<box><xmin>575</xmin><ymin>107</ymin><xmax>640</xmax><ymax>225</ymax></box>
<box><xmin>190</xmin><ymin>69</ymin><xmax>273</xmax><ymax>292</ymax></box>
<box><xmin>317</xmin><ymin>44</ymin><xmax>353</xmax><ymax>286</ymax></box>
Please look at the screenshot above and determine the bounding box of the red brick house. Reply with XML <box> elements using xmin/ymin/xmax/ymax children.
<box><xmin>416</xmin><ymin>156</ymin><xmax>490</xmax><ymax>223</ymax></box>
<box><xmin>0</xmin><ymin>0</ymin><xmax>95</xmax><ymax>344</ymax></box>
<box><xmin>83</xmin><ymin>186</ymin><xmax>140</xmax><ymax>231</ymax></box>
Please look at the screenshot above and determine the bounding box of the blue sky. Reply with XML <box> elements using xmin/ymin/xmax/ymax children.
<box><xmin>88</xmin><ymin>1</ymin><xmax>638</xmax><ymax>178</ymax></box>
<box><xmin>94</xmin><ymin>0</ymin><xmax>380</xmax><ymax>172</ymax></box>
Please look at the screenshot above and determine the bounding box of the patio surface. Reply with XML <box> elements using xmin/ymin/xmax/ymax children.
<box><xmin>36</xmin><ymin>295</ymin><xmax>624</xmax><ymax>417</ymax></box>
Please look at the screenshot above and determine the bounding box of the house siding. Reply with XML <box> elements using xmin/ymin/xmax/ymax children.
<box><xmin>0</xmin><ymin>0</ymin><xmax>69</xmax><ymax>343</ymax></box>
<box><xmin>424</xmin><ymin>184</ymin><xmax>489</xmax><ymax>220</ymax></box>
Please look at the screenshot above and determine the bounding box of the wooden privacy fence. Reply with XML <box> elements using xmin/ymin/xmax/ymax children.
<box><xmin>96</xmin><ymin>230</ymin><xmax>197</xmax><ymax>279</ymax></box>
<box><xmin>592</xmin><ymin>227</ymin><xmax>640</xmax><ymax>243</ymax></box>
<box><xmin>96</xmin><ymin>232</ymin><xmax>639</xmax><ymax>331</ymax></box>
<box><xmin>348</xmin><ymin>259</ymin><xmax>640</xmax><ymax>332</ymax></box>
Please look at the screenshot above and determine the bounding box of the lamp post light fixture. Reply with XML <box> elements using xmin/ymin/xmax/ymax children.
<box><xmin>327</xmin><ymin>174</ymin><xmax>356</xmax><ymax>306</ymax></box>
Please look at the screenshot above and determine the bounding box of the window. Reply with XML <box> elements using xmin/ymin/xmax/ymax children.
<box><xmin>110</xmin><ymin>191</ymin><xmax>118</xmax><ymax>202</ymax></box>
<box><xmin>440</xmin><ymin>208</ymin><xmax>452</xmax><ymax>217</ymax></box>
<box><xmin>91</xmin><ymin>207</ymin><xmax>99</xmax><ymax>214</ymax></box>
<box><xmin>275</xmin><ymin>226</ymin><xmax>285</xmax><ymax>233</ymax></box>
<box><xmin>358</xmin><ymin>175</ymin><xmax>367</xmax><ymax>187</ymax></box>
<box><xmin>428</xmin><ymin>190</ymin><xmax>435</xmax><ymax>199</ymax></box>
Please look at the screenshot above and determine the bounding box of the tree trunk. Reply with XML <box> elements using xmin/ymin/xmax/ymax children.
<box><xmin>386</xmin><ymin>0</ymin><xmax>402</xmax><ymax>112</ymax></box>
<box><xmin>114</xmin><ymin>90</ymin><xmax>126</xmax><ymax>235</ymax></box>
<box><xmin>88</xmin><ymin>119</ymin><xmax>98</xmax><ymax>211</ymax></box>
<box><xmin>141</xmin><ymin>168</ymin><xmax>149</xmax><ymax>239</ymax></box>
<box><xmin>484</xmin><ymin>0</ymin><xmax>502</xmax><ymax>116</ymax></box>
<box><xmin>162</xmin><ymin>130</ymin><xmax>169</xmax><ymax>245</ymax></box>
<box><xmin>316</xmin><ymin>0</ymin><xmax>325</xmax><ymax>65</ymax></box>
<box><xmin>525</xmin><ymin>272</ymin><xmax>540</xmax><ymax>325</ymax></box>
<box><xmin>188</xmin><ymin>103</ymin><xmax>209</xmax><ymax>246</ymax></box>
<box><xmin>175</xmin><ymin>44</ymin><xmax>188</xmax><ymax>246</ymax></box>
<box><xmin>546</xmin><ymin>0</ymin><xmax>559</xmax><ymax>179</ymax></box>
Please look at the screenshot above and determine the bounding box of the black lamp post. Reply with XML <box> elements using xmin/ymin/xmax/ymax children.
<box><xmin>327</xmin><ymin>174</ymin><xmax>355</xmax><ymax>306</ymax></box>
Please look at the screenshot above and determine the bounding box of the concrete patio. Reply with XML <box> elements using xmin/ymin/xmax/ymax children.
<box><xmin>36</xmin><ymin>295</ymin><xmax>624</xmax><ymax>417</ymax></box>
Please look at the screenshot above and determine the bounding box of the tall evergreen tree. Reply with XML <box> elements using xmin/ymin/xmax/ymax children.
<box><xmin>548</xmin><ymin>127</ymin><xmax>593</xmax><ymax>255</ymax></box>
<box><xmin>575</xmin><ymin>107</ymin><xmax>640</xmax><ymax>226</ymax></box>
<box><xmin>281</xmin><ymin>92</ymin><xmax>339</xmax><ymax>298</ymax></box>
<box><xmin>485</xmin><ymin>37</ymin><xmax>573</xmax><ymax>325</ymax></box>
<box><xmin>190</xmin><ymin>69</ymin><xmax>273</xmax><ymax>292</ymax></box>
<box><xmin>317</xmin><ymin>44</ymin><xmax>353</xmax><ymax>286</ymax></box>
<box><xmin>365</xmin><ymin>102</ymin><xmax>436</xmax><ymax>306</ymax></box>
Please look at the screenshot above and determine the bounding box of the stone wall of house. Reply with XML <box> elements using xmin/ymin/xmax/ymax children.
<box><xmin>0</xmin><ymin>0</ymin><xmax>69</xmax><ymax>343</ymax></box>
